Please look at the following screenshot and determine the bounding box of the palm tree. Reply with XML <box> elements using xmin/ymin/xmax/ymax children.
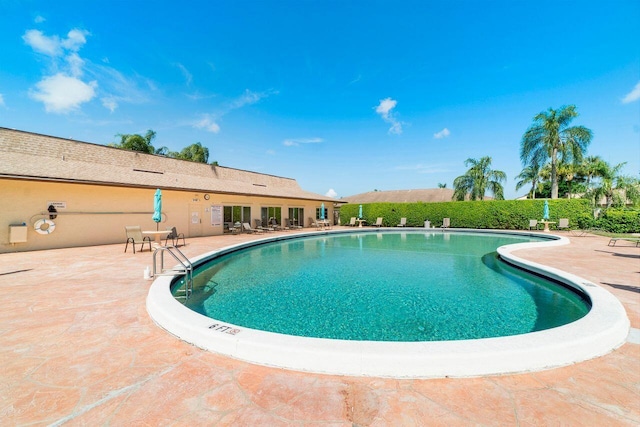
<box><xmin>515</xmin><ymin>162</ymin><xmax>543</xmax><ymax>199</ymax></box>
<box><xmin>112</xmin><ymin>129</ymin><xmax>157</xmax><ymax>154</ymax></box>
<box><xmin>453</xmin><ymin>156</ymin><xmax>506</xmax><ymax>201</ymax></box>
<box><xmin>585</xmin><ymin>161</ymin><xmax>640</xmax><ymax>207</ymax></box>
<box><xmin>520</xmin><ymin>105</ymin><xmax>592</xmax><ymax>199</ymax></box>
<box><xmin>168</xmin><ymin>142</ymin><xmax>210</xmax><ymax>163</ymax></box>
<box><xmin>581</xmin><ymin>155</ymin><xmax>605</xmax><ymax>191</ymax></box>
<box><xmin>437</xmin><ymin>182</ymin><xmax>447</xmax><ymax>188</ymax></box>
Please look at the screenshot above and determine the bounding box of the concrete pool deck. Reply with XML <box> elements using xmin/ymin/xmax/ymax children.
<box><xmin>1</xmin><ymin>228</ymin><xmax>639</xmax><ymax>425</ymax></box>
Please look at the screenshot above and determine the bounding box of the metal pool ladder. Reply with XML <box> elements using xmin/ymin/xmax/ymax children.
<box><xmin>152</xmin><ymin>245</ymin><xmax>193</xmax><ymax>301</ymax></box>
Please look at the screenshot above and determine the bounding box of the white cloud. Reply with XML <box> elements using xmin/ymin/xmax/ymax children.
<box><xmin>23</xmin><ymin>27</ymin><xmax>100</xmax><ymax>114</ymax></box>
<box><xmin>194</xmin><ymin>115</ymin><xmax>221</xmax><ymax>133</ymax></box>
<box><xmin>375</xmin><ymin>98</ymin><xmax>396</xmax><ymax>118</ymax></box>
<box><xmin>22</xmin><ymin>29</ymin><xmax>62</xmax><ymax>56</ymax></box>
<box><xmin>66</xmin><ymin>52</ymin><xmax>84</xmax><ymax>77</ymax></box>
<box><xmin>266</xmin><ymin>149</ymin><xmax>276</xmax><ymax>155</ymax></box>
<box><xmin>325</xmin><ymin>188</ymin><xmax>338</xmax><ymax>198</ymax></box>
<box><xmin>34</xmin><ymin>15</ymin><xmax>46</xmax><ymax>23</ymax></box>
<box><xmin>62</xmin><ymin>29</ymin><xmax>89</xmax><ymax>51</ymax></box>
<box><xmin>283</xmin><ymin>137</ymin><xmax>323</xmax><ymax>147</ymax></box>
<box><xmin>434</xmin><ymin>128</ymin><xmax>450</xmax><ymax>139</ymax></box>
<box><xmin>175</xmin><ymin>63</ymin><xmax>193</xmax><ymax>86</ymax></box>
<box><xmin>29</xmin><ymin>73</ymin><xmax>97</xmax><ymax>113</ymax></box>
<box><xmin>22</xmin><ymin>28</ymin><xmax>89</xmax><ymax>57</ymax></box>
<box><xmin>230</xmin><ymin>89</ymin><xmax>277</xmax><ymax>110</ymax></box>
<box><xmin>374</xmin><ymin>97</ymin><xmax>402</xmax><ymax>134</ymax></box>
<box><xmin>622</xmin><ymin>81</ymin><xmax>640</xmax><ymax>104</ymax></box>
<box><xmin>0</xmin><ymin>94</ymin><xmax>5</xmax><ymax>107</ymax></box>
<box><xmin>101</xmin><ymin>97</ymin><xmax>118</xmax><ymax>112</ymax></box>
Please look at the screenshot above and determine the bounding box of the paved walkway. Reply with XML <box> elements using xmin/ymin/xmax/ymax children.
<box><xmin>1</xmin><ymin>229</ymin><xmax>639</xmax><ymax>425</ymax></box>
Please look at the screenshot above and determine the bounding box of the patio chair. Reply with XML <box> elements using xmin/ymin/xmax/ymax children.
<box><xmin>254</xmin><ymin>219</ymin><xmax>273</xmax><ymax>232</ymax></box>
<box><xmin>124</xmin><ymin>225</ymin><xmax>151</xmax><ymax>253</ymax></box>
<box><xmin>286</xmin><ymin>218</ymin><xmax>302</xmax><ymax>229</ymax></box>
<box><xmin>164</xmin><ymin>227</ymin><xmax>186</xmax><ymax>247</ymax></box>
<box><xmin>349</xmin><ymin>217</ymin><xmax>356</xmax><ymax>227</ymax></box>
<box><xmin>242</xmin><ymin>222</ymin><xmax>263</xmax><ymax>233</ymax></box>
<box><xmin>557</xmin><ymin>218</ymin><xmax>569</xmax><ymax>231</ymax></box>
<box><xmin>528</xmin><ymin>219</ymin><xmax>539</xmax><ymax>230</ymax></box>
<box><xmin>397</xmin><ymin>217</ymin><xmax>407</xmax><ymax>227</ymax></box>
<box><xmin>441</xmin><ymin>218</ymin><xmax>450</xmax><ymax>228</ymax></box>
<box><xmin>270</xmin><ymin>218</ymin><xmax>288</xmax><ymax>231</ymax></box>
<box><xmin>309</xmin><ymin>217</ymin><xmax>322</xmax><ymax>230</ymax></box>
<box><xmin>373</xmin><ymin>217</ymin><xmax>383</xmax><ymax>227</ymax></box>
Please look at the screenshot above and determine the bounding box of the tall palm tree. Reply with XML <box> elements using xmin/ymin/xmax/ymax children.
<box><xmin>586</xmin><ymin>161</ymin><xmax>640</xmax><ymax>207</ymax></box>
<box><xmin>515</xmin><ymin>161</ymin><xmax>543</xmax><ymax>199</ymax></box>
<box><xmin>453</xmin><ymin>156</ymin><xmax>506</xmax><ymax>201</ymax></box>
<box><xmin>520</xmin><ymin>105</ymin><xmax>592</xmax><ymax>199</ymax></box>
<box><xmin>113</xmin><ymin>129</ymin><xmax>157</xmax><ymax>154</ymax></box>
<box><xmin>581</xmin><ymin>155</ymin><xmax>605</xmax><ymax>191</ymax></box>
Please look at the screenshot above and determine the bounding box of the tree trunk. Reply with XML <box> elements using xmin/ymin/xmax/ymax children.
<box><xmin>551</xmin><ymin>148</ymin><xmax>558</xmax><ymax>199</ymax></box>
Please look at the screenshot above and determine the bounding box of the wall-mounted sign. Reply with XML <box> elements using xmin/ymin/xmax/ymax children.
<box><xmin>210</xmin><ymin>205</ymin><xmax>222</xmax><ymax>227</ymax></box>
<box><xmin>47</xmin><ymin>201</ymin><xmax>67</xmax><ymax>210</ymax></box>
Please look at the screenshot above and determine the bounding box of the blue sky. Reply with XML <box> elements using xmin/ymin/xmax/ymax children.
<box><xmin>1</xmin><ymin>1</ymin><xmax>639</xmax><ymax>200</ymax></box>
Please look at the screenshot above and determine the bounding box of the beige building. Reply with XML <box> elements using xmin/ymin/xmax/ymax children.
<box><xmin>0</xmin><ymin>127</ymin><xmax>335</xmax><ymax>253</ymax></box>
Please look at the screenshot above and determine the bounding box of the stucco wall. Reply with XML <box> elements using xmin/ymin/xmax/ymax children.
<box><xmin>1</xmin><ymin>179</ymin><xmax>331</xmax><ymax>253</ymax></box>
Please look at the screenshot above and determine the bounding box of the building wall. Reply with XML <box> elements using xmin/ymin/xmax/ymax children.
<box><xmin>1</xmin><ymin>179</ymin><xmax>331</xmax><ymax>253</ymax></box>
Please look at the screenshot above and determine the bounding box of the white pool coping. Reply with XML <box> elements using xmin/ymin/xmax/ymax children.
<box><xmin>146</xmin><ymin>229</ymin><xmax>630</xmax><ymax>378</ymax></box>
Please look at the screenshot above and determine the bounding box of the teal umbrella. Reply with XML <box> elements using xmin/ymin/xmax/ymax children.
<box><xmin>152</xmin><ymin>189</ymin><xmax>162</xmax><ymax>230</ymax></box>
<box><xmin>543</xmin><ymin>200</ymin><xmax>549</xmax><ymax>220</ymax></box>
<box><xmin>358</xmin><ymin>205</ymin><xmax>363</xmax><ymax>219</ymax></box>
<box><xmin>320</xmin><ymin>203</ymin><xmax>325</xmax><ymax>220</ymax></box>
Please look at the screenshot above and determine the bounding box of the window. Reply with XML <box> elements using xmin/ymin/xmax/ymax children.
<box><xmin>261</xmin><ymin>206</ymin><xmax>282</xmax><ymax>226</ymax></box>
<box><xmin>223</xmin><ymin>205</ymin><xmax>251</xmax><ymax>232</ymax></box>
<box><xmin>315</xmin><ymin>207</ymin><xmax>328</xmax><ymax>220</ymax></box>
<box><xmin>288</xmin><ymin>207</ymin><xmax>304</xmax><ymax>227</ymax></box>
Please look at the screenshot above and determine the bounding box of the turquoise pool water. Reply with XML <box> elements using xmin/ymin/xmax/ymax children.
<box><xmin>174</xmin><ymin>231</ymin><xmax>590</xmax><ymax>341</ymax></box>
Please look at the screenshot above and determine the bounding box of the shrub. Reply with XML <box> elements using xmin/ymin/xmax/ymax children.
<box><xmin>596</xmin><ymin>209</ymin><xmax>640</xmax><ymax>233</ymax></box>
<box><xmin>339</xmin><ymin>199</ymin><xmax>594</xmax><ymax>230</ymax></box>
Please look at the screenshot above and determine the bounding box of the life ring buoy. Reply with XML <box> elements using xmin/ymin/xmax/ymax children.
<box><xmin>34</xmin><ymin>219</ymin><xmax>56</xmax><ymax>235</ymax></box>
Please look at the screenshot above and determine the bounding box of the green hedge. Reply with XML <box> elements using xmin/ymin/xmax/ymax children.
<box><xmin>339</xmin><ymin>199</ymin><xmax>595</xmax><ymax>230</ymax></box>
<box><xmin>596</xmin><ymin>209</ymin><xmax>640</xmax><ymax>233</ymax></box>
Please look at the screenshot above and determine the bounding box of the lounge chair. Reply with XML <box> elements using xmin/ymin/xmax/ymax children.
<box><xmin>164</xmin><ymin>227</ymin><xmax>186</xmax><ymax>247</ymax></box>
<box><xmin>286</xmin><ymin>218</ymin><xmax>302</xmax><ymax>229</ymax></box>
<box><xmin>242</xmin><ymin>222</ymin><xmax>263</xmax><ymax>233</ymax></box>
<box><xmin>254</xmin><ymin>219</ymin><xmax>273</xmax><ymax>232</ymax></box>
<box><xmin>441</xmin><ymin>218</ymin><xmax>450</xmax><ymax>228</ymax></box>
<box><xmin>124</xmin><ymin>225</ymin><xmax>151</xmax><ymax>253</ymax></box>
<box><xmin>270</xmin><ymin>218</ymin><xmax>288</xmax><ymax>231</ymax></box>
<box><xmin>373</xmin><ymin>217</ymin><xmax>383</xmax><ymax>227</ymax></box>
<box><xmin>309</xmin><ymin>217</ymin><xmax>322</xmax><ymax>230</ymax></box>
<box><xmin>397</xmin><ymin>217</ymin><xmax>407</xmax><ymax>227</ymax></box>
<box><xmin>557</xmin><ymin>218</ymin><xmax>569</xmax><ymax>231</ymax></box>
<box><xmin>608</xmin><ymin>237</ymin><xmax>640</xmax><ymax>247</ymax></box>
<box><xmin>528</xmin><ymin>219</ymin><xmax>539</xmax><ymax>230</ymax></box>
<box><xmin>349</xmin><ymin>217</ymin><xmax>356</xmax><ymax>227</ymax></box>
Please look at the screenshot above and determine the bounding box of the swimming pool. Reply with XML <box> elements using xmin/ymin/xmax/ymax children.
<box><xmin>176</xmin><ymin>232</ymin><xmax>589</xmax><ymax>341</ymax></box>
<box><xmin>146</xmin><ymin>229</ymin><xmax>629</xmax><ymax>378</ymax></box>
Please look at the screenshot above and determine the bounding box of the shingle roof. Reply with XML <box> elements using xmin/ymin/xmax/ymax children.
<box><xmin>0</xmin><ymin>127</ymin><xmax>335</xmax><ymax>202</ymax></box>
<box><xmin>342</xmin><ymin>189</ymin><xmax>459</xmax><ymax>203</ymax></box>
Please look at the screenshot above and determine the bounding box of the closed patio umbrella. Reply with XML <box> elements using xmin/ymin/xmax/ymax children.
<box><xmin>358</xmin><ymin>205</ymin><xmax>363</xmax><ymax>219</ymax></box>
<box><xmin>320</xmin><ymin>203</ymin><xmax>325</xmax><ymax>220</ymax></box>
<box><xmin>153</xmin><ymin>188</ymin><xmax>162</xmax><ymax>230</ymax></box>
<box><xmin>543</xmin><ymin>200</ymin><xmax>549</xmax><ymax>220</ymax></box>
